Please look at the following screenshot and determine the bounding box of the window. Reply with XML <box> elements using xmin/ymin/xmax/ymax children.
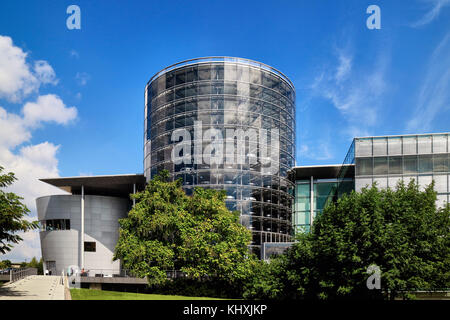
<box><xmin>403</xmin><ymin>136</ymin><xmax>417</xmax><ymax>155</ymax></box>
<box><xmin>175</xmin><ymin>86</ymin><xmax>185</xmax><ymax>100</ymax></box>
<box><xmin>433</xmin><ymin>154</ymin><xmax>448</xmax><ymax>173</ymax></box>
<box><xmin>355</xmin><ymin>139</ymin><xmax>372</xmax><ymax>157</ymax></box>
<box><xmin>40</xmin><ymin>219</ymin><xmax>70</xmax><ymax>231</ymax></box>
<box><xmin>418</xmin><ymin>155</ymin><xmax>433</xmax><ymax>173</ymax></box>
<box><xmin>198</xmin><ymin>65</ymin><xmax>211</xmax><ymax>81</ymax></box>
<box><xmin>404</xmin><ymin>156</ymin><xmax>417</xmax><ymax>174</ymax></box>
<box><xmin>373</xmin><ymin>138</ymin><xmax>387</xmax><ymax>156</ymax></box>
<box><xmin>356</xmin><ymin>158</ymin><xmax>373</xmax><ymax>176</ymax></box>
<box><xmin>84</xmin><ymin>242</ymin><xmax>96</xmax><ymax>252</ymax></box>
<box><xmin>211</xmin><ymin>64</ymin><xmax>224</xmax><ymax>80</ymax></box>
<box><xmin>389</xmin><ymin>157</ymin><xmax>402</xmax><ymax>174</ymax></box>
<box><xmin>249</xmin><ymin>68</ymin><xmax>262</xmax><ymax>84</ymax></box>
<box><xmin>432</xmin><ymin>135</ymin><xmax>447</xmax><ymax>153</ymax></box>
<box><xmin>185</xmin><ymin>66</ymin><xmax>198</xmax><ymax>83</ymax></box>
<box><xmin>296</xmin><ymin>183</ymin><xmax>309</xmax><ymax>197</ymax></box>
<box><xmin>165</xmin><ymin>72</ymin><xmax>175</xmax><ymax>89</ymax></box>
<box><xmin>224</xmin><ymin>64</ymin><xmax>237</xmax><ymax>81</ymax></box>
<box><xmin>373</xmin><ymin>157</ymin><xmax>388</xmax><ymax>175</ymax></box>
<box><xmin>388</xmin><ymin>137</ymin><xmax>402</xmax><ymax>155</ymax></box>
<box><xmin>418</xmin><ymin>135</ymin><xmax>432</xmax><ymax>154</ymax></box>
<box><xmin>198</xmin><ymin>82</ymin><xmax>211</xmax><ymax>95</ymax></box>
<box><xmin>175</xmin><ymin>69</ymin><xmax>186</xmax><ymax>85</ymax></box>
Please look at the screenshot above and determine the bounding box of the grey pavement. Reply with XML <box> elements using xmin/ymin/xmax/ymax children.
<box><xmin>0</xmin><ymin>275</ymin><xmax>65</xmax><ymax>300</ymax></box>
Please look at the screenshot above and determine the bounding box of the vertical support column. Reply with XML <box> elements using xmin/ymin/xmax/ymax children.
<box><xmin>133</xmin><ymin>183</ymin><xmax>136</xmax><ymax>207</ymax></box>
<box><xmin>81</xmin><ymin>185</ymin><xmax>85</xmax><ymax>269</ymax></box>
<box><xmin>310</xmin><ymin>176</ymin><xmax>314</xmax><ymax>228</ymax></box>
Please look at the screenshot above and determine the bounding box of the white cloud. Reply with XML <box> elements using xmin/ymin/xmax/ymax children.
<box><xmin>23</xmin><ymin>94</ymin><xmax>77</xmax><ymax>127</ymax></box>
<box><xmin>75</xmin><ymin>72</ymin><xmax>90</xmax><ymax>86</ymax></box>
<box><xmin>298</xmin><ymin>140</ymin><xmax>334</xmax><ymax>162</ymax></box>
<box><xmin>34</xmin><ymin>60</ymin><xmax>58</xmax><ymax>85</ymax></box>
<box><xmin>0</xmin><ymin>35</ymin><xmax>57</xmax><ymax>103</ymax></box>
<box><xmin>309</xmin><ymin>48</ymin><xmax>388</xmax><ymax>139</ymax></box>
<box><xmin>412</xmin><ymin>0</ymin><xmax>450</xmax><ymax>27</ymax></box>
<box><xmin>407</xmin><ymin>33</ymin><xmax>450</xmax><ymax>132</ymax></box>
<box><xmin>0</xmin><ymin>105</ymin><xmax>72</xmax><ymax>261</ymax></box>
<box><xmin>69</xmin><ymin>49</ymin><xmax>79</xmax><ymax>59</ymax></box>
<box><xmin>0</xmin><ymin>35</ymin><xmax>77</xmax><ymax>262</ymax></box>
<box><xmin>0</xmin><ymin>107</ymin><xmax>30</xmax><ymax>148</ymax></box>
<box><xmin>0</xmin><ymin>94</ymin><xmax>76</xmax><ymax>208</ymax></box>
<box><xmin>1</xmin><ymin>142</ymin><xmax>64</xmax><ymax>209</ymax></box>
<box><xmin>335</xmin><ymin>51</ymin><xmax>352</xmax><ymax>83</ymax></box>
<box><xmin>2</xmin><ymin>231</ymin><xmax>42</xmax><ymax>263</ymax></box>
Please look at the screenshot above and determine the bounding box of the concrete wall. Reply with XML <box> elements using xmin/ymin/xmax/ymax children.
<box><xmin>37</xmin><ymin>195</ymin><xmax>130</xmax><ymax>275</ymax></box>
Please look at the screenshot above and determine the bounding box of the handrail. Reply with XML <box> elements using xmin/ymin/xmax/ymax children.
<box><xmin>146</xmin><ymin>56</ymin><xmax>295</xmax><ymax>90</ymax></box>
<box><xmin>68</xmin><ymin>268</ymin><xmax>186</xmax><ymax>279</ymax></box>
<box><xmin>9</xmin><ymin>267</ymin><xmax>38</xmax><ymax>283</ymax></box>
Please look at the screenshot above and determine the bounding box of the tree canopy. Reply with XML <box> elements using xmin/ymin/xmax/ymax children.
<box><xmin>114</xmin><ymin>170</ymin><xmax>254</xmax><ymax>287</ymax></box>
<box><xmin>0</xmin><ymin>259</ymin><xmax>12</xmax><ymax>269</ymax></box>
<box><xmin>244</xmin><ymin>180</ymin><xmax>450</xmax><ymax>300</ymax></box>
<box><xmin>0</xmin><ymin>166</ymin><xmax>38</xmax><ymax>255</ymax></box>
<box><xmin>286</xmin><ymin>180</ymin><xmax>449</xmax><ymax>300</ymax></box>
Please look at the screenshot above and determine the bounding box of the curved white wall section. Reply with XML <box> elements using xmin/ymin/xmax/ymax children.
<box><xmin>36</xmin><ymin>194</ymin><xmax>130</xmax><ymax>275</ymax></box>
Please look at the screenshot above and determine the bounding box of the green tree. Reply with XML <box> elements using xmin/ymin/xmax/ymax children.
<box><xmin>0</xmin><ymin>259</ymin><xmax>12</xmax><ymax>269</ymax></box>
<box><xmin>0</xmin><ymin>166</ymin><xmax>38</xmax><ymax>254</ymax></box>
<box><xmin>26</xmin><ymin>256</ymin><xmax>43</xmax><ymax>274</ymax></box>
<box><xmin>114</xmin><ymin>170</ymin><xmax>255</xmax><ymax>291</ymax></box>
<box><xmin>242</xmin><ymin>257</ymin><xmax>286</xmax><ymax>299</ymax></box>
<box><xmin>283</xmin><ymin>180</ymin><xmax>450</xmax><ymax>300</ymax></box>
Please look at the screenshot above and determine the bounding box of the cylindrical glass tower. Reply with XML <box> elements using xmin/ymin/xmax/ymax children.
<box><xmin>144</xmin><ymin>57</ymin><xmax>295</xmax><ymax>255</ymax></box>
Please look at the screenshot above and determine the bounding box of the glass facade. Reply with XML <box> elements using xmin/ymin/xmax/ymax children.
<box><xmin>144</xmin><ymin>57</ymin><xmax>296</xmax><ymax>255</ymax></box>
<box><xmin>354</xmin><ymin>133</ymin><xmax>450</xmax><ymax>208</ymax></box>
<box><xmin>40</xmin><ymin>219</ymin><xmax>71</xmax><ymax>231</ymax></box>
<box><xmin>293</xmin><ymin>179</ymin><xmax>345</xmax><ymax>233</ymax></box>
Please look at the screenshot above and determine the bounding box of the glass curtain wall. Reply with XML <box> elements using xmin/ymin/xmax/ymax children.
<box><xmin>354</xmin><ymin>134</ymin><xmax>450</xmax><ymax>208</ymax></box>
<box><xmin>293</xmin><ymin>179</ymin><xmax>338</xmax><ymax>233</ymax></box>
<box><xmin>144</xmin><ymin>58</ymin><xmax>296</xmax><ymax>255</ymax></box>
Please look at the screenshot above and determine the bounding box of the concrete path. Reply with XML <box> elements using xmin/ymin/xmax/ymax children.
<box><xmin>0</xmin><ymin>275</ymin><xmax>65</xmax><ymax>300</ymax></box>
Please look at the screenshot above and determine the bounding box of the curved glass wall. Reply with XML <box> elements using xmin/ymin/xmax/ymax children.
<box><xmin>144</xmin><ymin>57</ymin><xmax>296</xmax><ymax>255</ymax></box>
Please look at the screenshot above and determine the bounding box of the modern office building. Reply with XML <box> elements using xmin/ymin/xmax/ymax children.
<box><xmin>292</xmin><ymin>164</ymin><xmax>354</xmax><ymax>233</ymax></box>
<box><xmin>36</xmin><ymin>57</ymin><xmax>449</xmax><ymax>271</ymax></box>
<box><xmin>37</xmin><ymin>175</ymin><xmax>145</xmax><ymax>275</ymax></box>
<box><xmin>352</xmin><ymin>133</ymin><xmax>450</xmax><ymax>208</ymax></box>
<box><xmin>290</xmin><ymin>133</ymin><xmax>450</xmax><ymax>234</ymax></box>
<box><xmin>144</xmin><ymin>57</ymin><xmax>296</xmax><ymax>255</ymax></box>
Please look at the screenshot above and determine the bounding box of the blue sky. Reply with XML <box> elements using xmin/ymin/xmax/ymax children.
<box><xmin>0</xmin><ymin>0</ymin><xmax>449</xmax><ymax>261</ymax></box>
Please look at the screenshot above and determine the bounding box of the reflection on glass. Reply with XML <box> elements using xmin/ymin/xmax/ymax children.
<box><xmin>373</xmin><ymin>157</ymin><xmax>388</xmax><ymax>175</ymax></box>
<box><xmin>418</xmin><ymin>155</ymin><xmax>433</xmax><ymax>173</ymax></box>
<box><xmin>389</xmin><ymin>156</ymin><xmax>402</xmax><ymax>174</ymax></box>
<box><xmin>356</xmin><ymin>158</ymin><xmax>373</xmax><ymax>176</ymax></box>
<box><xmin>146</xmin><ymin>59</ymin><xmax>295</xmax><ymax>251</ymax></box>
<box><xmin>404</xmin><ymin>156</ymin><xmax>417</xmax><ymax>174</ymax></box>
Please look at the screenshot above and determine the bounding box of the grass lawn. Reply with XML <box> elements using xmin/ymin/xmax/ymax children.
<box><xmin>70</xmin><ymin>288</ymin><xmax>225</xmax><ymax>300</ymax></box>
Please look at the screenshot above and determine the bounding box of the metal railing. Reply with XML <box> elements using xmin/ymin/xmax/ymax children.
<box><xmin>65</xmin><ymin>268</ymin><xmax>188</xmax><ymax>279</ymax></box>
<box><xmin>9</xmin><ymin>268</ymin><xmax>38</xmax><ymax>283</ymax></box>
<box><xmin>66</xmin><ymin>268</ymin><xmax>137</xmax><ymax>278</ymax></box>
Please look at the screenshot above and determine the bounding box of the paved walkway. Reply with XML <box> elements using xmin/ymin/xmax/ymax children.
<box><xmin>0</xmin><ymin>275</ymin><xmax>65</xmax><ymax>300</ymax></box>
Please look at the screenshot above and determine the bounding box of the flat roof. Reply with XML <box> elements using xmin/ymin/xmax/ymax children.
<box><xmin>354</xmin><ymin>132</ymin><xmax>450</xmax><ymax>139</ymax></box>
<box><xmin>40</xmin><ymin>174</ymin><xmax>146</xmax><ymax>198</ymax></box>
<box><xmin>292</xmin><ymin>164</ymin><xmax>354</xmax><ymax>180</ymax></box>
<box><xmin>147</xmin><ymin>56</ymin><xmax>295</xmax><ymax>90</ymax></box>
